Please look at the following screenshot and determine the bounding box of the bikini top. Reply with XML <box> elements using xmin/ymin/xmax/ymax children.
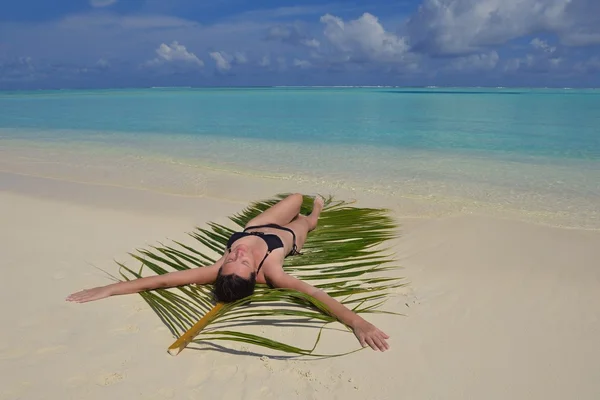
<box><xmin>226</xmin><ymin>223</ymin><xmax>300</xmax><ymax>274</ymax></box>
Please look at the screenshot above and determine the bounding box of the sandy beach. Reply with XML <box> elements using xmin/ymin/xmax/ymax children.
<box><xmin>1</xmin><ymin>157</ymin><xmax>599</xmax><ymax>400</ymax></box>
<box><xmin>2</xmin><ymin>0</ymin><xmax>600</xmax><ymax>395</ymax></box>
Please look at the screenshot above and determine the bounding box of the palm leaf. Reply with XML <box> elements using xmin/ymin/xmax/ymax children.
<box><xmin>118</xmin><ymin>194</ymin><xmax>405</xmax><ymax>356</ymax></box>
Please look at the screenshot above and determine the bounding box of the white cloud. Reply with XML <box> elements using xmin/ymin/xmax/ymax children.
<box><xmin>301</xmin><ymin>38</ymin><xmax>320</xmax><ymax>48</ymax></box>
<box><xmin>267</xmin><ymin>25</ymin><xmax>294</xmax><ymax>40</ymax></box>
<box><xmin>406</xmin><ymin>0</ymin><xmax>599</xmax><ymax>55</ymax></box>
<box><xmin>320</xmin><ymin>13</ymin><xmax>409</xmax><ymax>63</ymax></box>
<box><xmin>96</xmin><ymin>58</ymin><xmax>110</xmax><ymax>69</ymax></box>
<box><xmin>504</xmin><ymin>55</ymin><xmax>533</xmax><ymax>72</ymax></box>
<box><xmin>208</xmin><ymin>51</ymin><xmax>248</xmax><ymax>71</ymax></box>
<box><xmin>450</xmin><ymin>51</ymin><xmax>499</xmax><ymax>71</ymax></box>
<box><xmin>59</xmin><ymin>13</ymin><xmax>198</xmax><ymax>30</ymax></box>
<box><xmin>155</xmin><ymin>41</ymin><xmax>204</xmax><ymax>67</ymax></box>
<box><xmin>505</xmin><ymin>38</ymin><xmax>564</xmax><ymax>72</ymax></box>
<box><xmin>258</xmin><ymin>56</ymin><xmax>271</xmax><ymax>67</ymax></box>
<box><xmin>558</xmin><ymin>0</ymin><xmax>600</xmax><ymax>46</ymax></box>
<box><xmin>550</xmin><ymin>58</ymin><xmax>563</xmax><ymax>66</ymax></box>
<box><xmin>18</xmin><ymin>57</ymin><xmax>34</xmax><ymax>69</ymax></box>
<box><xmin>145</xmin><ymin>41</ymin><xmax>204</xmax><ymax>68</ymax></box>
<box><xmin>210</xmin><ymin>51</ymin><xmax>231</xmax><ymax>71</ymax></box>
<box><xmin>266</xmin><ymin>23</ymin><xmax>320</xmax><ymax>49</ymax></box>
<box><xmin>89</xmin><ymin>0</ymin><xmax>117</xmax><ymax>8</ymax></box>
<box><xmin>0</xmin><ymin>57</ymin><xmax>42</xmax><ymax>83</ymax></box>
<box><xmin>293</xmin><ymin>59</ymin><xmax>311</xmax><ymax>68</ymax></box>
<box><xmin>531</xmin><ymin>38</ymin><xmax>556</xmax><ymax>53</ymax></box>
<box><xmin>504</xmin><ymin>51</ymin><xmax>563</xmax><ymax>73</ymax></box>
<box><xmin>502</xmin><ymin>37</ymin><xmax>563</xmax><ymax>73</ymax></box>
<box><xmin>231</xmin><ymin>5</ymin><xmax>333</xmax><ymax>21</ymax></box>
<box><xmin>233</xmin><ymin>52</ymin><xmax>247</xmax><ymax>64</ymax></box>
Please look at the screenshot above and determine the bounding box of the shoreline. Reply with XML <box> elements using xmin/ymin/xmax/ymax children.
<box><xmin>2</xmin><ymin>136</ymin><xmax>599</xmax><ymax>230</ymax></box>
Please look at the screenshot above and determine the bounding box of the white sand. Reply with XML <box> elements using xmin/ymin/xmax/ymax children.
<box><xmin>1</xmin><ymin>168</ymin><xmax>600</xmax><ymax>399</ymax></box>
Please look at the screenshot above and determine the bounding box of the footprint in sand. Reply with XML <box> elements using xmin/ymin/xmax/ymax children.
<box><xmin>259</xmin><ymin>355</ymin><xmax>275</xmax><ymax>372</ymax></box>
<box><xmin>96</xmin><ymin>372</ymin><xmax>125</xmax><ymax>386</ymax></box>
<box><xmin>292</xmin><ymin>367</ymin><xmax>317</xmax><ymax>382</ymax></box>
<box><xmin>131</xmin><ymin>303</ymin><xmax>147</xmax><ymax>313</ymax></box>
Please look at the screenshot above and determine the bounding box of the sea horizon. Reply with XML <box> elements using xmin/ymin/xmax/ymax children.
<box><xmin>2</xmin><ymin>86</ymin><xmax>600</xmax><ymax>93</ymax></box>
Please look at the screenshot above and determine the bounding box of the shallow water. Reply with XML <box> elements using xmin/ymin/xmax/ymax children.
<box><xmin>1</xmin><ymin>87</ymin><xmax>599</xmax><ymax>228</ymax></box>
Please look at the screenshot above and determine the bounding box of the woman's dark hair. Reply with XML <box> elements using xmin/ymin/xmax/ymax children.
<box><xmin>213</xmin><ymin>267</ymin><xmax>256</xmax><ymax>302</ymax></box>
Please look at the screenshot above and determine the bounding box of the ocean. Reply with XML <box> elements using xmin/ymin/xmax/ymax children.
<box><xmin>1</xmin><ymin>87</ymin><xmax>599</xmax><ymax>228</ymax></box>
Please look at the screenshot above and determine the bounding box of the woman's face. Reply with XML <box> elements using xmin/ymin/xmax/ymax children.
<box><xmin>220</xmin><ymin>244</ymin><xmax>254</xmax><ymax>278</ymax></box>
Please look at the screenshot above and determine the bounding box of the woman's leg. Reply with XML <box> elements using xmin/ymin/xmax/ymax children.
<box><xmin>282</xmin><ymin>196</ymin><xmax>324</xmax><ymax>253</ymax></box>
<box><xmin>245</xmin><ymin>193</ymin><xmax>304</xmax><ymax>228</ymax></box>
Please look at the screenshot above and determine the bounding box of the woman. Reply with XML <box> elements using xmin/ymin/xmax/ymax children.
<box><xmin>67</xmin><ymin>194</ymin><xmax>390</xmax><ymax>351</ymax></box>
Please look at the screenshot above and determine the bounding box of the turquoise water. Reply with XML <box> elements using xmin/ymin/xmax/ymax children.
<box><xmin>1</xmin><ymin>87</ymin><xmax>599</xmax><ymax>227</ymax></box>
<box><xmin>1</xmin><ymin>87</ymin><xmax>599</xmax><ymax>160</ymax></box>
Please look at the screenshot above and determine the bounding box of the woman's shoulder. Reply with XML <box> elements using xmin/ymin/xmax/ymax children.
<box><xmin>258</xmin><ymin>258</ymin><xmax>285</xmax><ymax>285</ymax></box>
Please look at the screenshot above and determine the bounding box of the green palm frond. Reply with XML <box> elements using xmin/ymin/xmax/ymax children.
<box><xmin>118</xmin><ymin>194</ymin><xmax>405</xmax><ymax>356</ymax></box>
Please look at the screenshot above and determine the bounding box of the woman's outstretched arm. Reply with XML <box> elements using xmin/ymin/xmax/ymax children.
<box><xmin>66</xmin><ymin>256</ymin><xmax>225</xmax><ymax>303</ymax></box>
<box><xmin>266</xmin><ymin>271</ymin><xmax>390</xmax><ymax>351</ymax></box>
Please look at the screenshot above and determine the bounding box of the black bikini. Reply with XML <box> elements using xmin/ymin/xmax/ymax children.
<box><xmin>226</xmin><ymin>223</ymin><xmax>301</xmax><ymax>274</ymax></box>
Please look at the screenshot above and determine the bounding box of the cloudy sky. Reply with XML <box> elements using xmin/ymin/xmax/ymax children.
<box><xmin>1</xmin><ymin>0</ymin><xmax>599</xmax><ymax>89</ymax></box>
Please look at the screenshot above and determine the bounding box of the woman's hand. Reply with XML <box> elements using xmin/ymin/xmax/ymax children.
<box><xmin>352</xmin><ymin>319</ymin><xmax>390</xmax><ymax>351</ymax></box>
<box><xmin>66</xmin><ymin>286</ymin><xmax>113</xmax><ymax>303</ymax></box>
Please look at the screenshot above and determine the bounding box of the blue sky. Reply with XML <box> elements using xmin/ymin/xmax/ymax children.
<box><xmin>1</xmin><ymin>0</ymin><xmax>599</xmax><ymax>89</ymax></box>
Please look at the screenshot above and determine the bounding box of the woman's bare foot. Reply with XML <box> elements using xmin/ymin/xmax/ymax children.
<box><xmin>312</xmin><ymin>195</ymin><xmax>325</xmax><ymax>216</ymax></box>
<box><xmin>306</xmin><ymin>195</ymin><xmax>324</xmax><ymax>230</ymax></box>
